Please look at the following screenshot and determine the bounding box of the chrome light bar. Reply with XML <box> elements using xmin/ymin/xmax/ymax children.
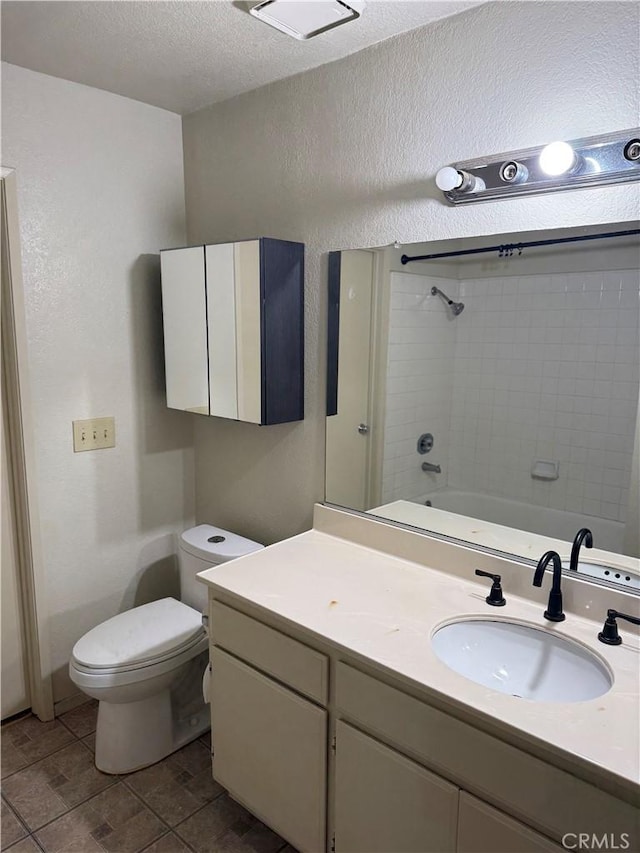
<box><xmin>435</xmin><ymin>129</ymin><xmax>640</xmax><ymax>204</ymax></box>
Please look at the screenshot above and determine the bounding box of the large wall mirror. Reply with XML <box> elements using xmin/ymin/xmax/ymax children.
<box><xmin>325</xmin><ymin>222</ymin><xmax>640</xmax><ymax>593</ymax></box>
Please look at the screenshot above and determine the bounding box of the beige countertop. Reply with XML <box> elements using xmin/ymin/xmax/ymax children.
<box><xmin>197</xmin><ymin>507</ymin><xmax>640</xmax><ymax>801</ymax></box>
<box><xmin>371</xmin><ymin>499</ymin><xmax>640</xmax><ymax>574</ymax></box>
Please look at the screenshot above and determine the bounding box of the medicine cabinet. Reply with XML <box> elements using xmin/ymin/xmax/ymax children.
<box><xmin>160</xmin><ymin>238</ymin><xmax>304</xmax><ymax>425</ymax></box>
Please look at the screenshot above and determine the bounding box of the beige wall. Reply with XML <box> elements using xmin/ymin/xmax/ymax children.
<box><xmin>182</xmin><ymin>1</ymin><xmax>639</xmax><ymax>545</ymax></box>
<box><xmin>2</xmin><ymin>63</ymin><xmax>194</xmax><ymax>701</ymax></box>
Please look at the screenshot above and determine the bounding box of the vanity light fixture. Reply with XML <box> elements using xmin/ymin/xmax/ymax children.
<box><xmin>248</xmin><ymin>0</ymin><xmax>364</xmax><ymax>40</ymax></box>
<box><xmin>435</xmin><ymin>128</ymin><xmax>640</xmax><ymax>204</ymax></box>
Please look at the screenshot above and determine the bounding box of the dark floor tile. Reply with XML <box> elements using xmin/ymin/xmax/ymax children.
<box><xmin>168</xmin><ymin>741</ymin><xmax>211</xmax><ymax>777</ymax></box>
<box><xmin>35</xmin><ymin>784</ymin><xmax>166</xmax><ymax>853</ymax></box>
<box><xmin>174</xmin><ymin>794</ymin><xmax>256</xmax><ymax>853</ymax></box>
<box><xmin>59</xmin><ymin>700</ymin><xmax>98</xmax><ymax>739</ymax></box>
<box><xmin>1</xmin><ymin>717</ymin><xmax>74</xmax><ymax>779</ymax></box>
<box><xmin>125</xmin><ymin>741</ymin><xmax>222</xmax><ymax>827</ymax></box>
<box><xmin>238</xmin><ymin>822</ymin><xmax>288</xmax><ymax>853</ymax></box>
<box><xmin>211</xmin><ymin>822</ymin><xmax>289</xmax><ymax>853</ymax></box>
<box><xmin>141</xmin><ymin>832</ymin><xmax>192</xmax><ymax>852</ymax></box>
<box><xmin>198</xmin><ymin>731</ymin><xmax>211</xmax><ymax>752</ymax></box>
<box><xmin>3</xmin><ymin>837</ymin><xmax>42</xmax><ymax>853</ymax></box>
<box><xmin>82</xmin><ymin>733</ymin><xmax>97</xmax><ymax>755</ymax></box>
<box><xmin>2</xmin><ymin>741</ymin><xmax>115</xmax><ymax>831</ymax></box>
<box><xmin>1</xmin><ymin>798</ymin><xmax>28</xmax><ymax>850</ymax></box>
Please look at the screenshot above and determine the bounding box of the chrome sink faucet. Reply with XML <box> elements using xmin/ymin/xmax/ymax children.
<box><xmin>570</xmin><ymin>527</ymin><xmax>593</xmax><ymax>572</ymax></box>
<box><xmin>533</xmin><ymin>551</ymin><xmax>565</xmax><ymax>622</ymax></box>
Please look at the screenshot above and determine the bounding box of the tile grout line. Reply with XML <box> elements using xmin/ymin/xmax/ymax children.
<box><xmin>136</xmin><ymin>829</ymin><xmax>181</xmax><ymax>853</ymax></box>
<box><xmin>3</xmin><ymin>732</ymin><xmax>123</xmax><ymax>838</ymax></box>
<box><xmin>2</xmin><ymin>791</ymin><xmax>30</xmax><ymax>831</ymax></box>
<box><xmin>119</xmin><ymin>757</ymin><xmax>221</xmax><ymax>853</ymax></box>
<box><xmin>4</xmin><ymin>713</ymin><xmax>236</xmax><ymax>853</ymax></box>
<box><xmin>1</xmin><ymin>715</ymin><xmax>90</xmax><ymax>784</ymax></box>
<box><xmin>28</xmin><ymin>780</ymin><xmax>166</xmax><ymax>853</ymax></box>
<box><xmin>8</xmin><ymin>772</ymin><xmax>121</xmax><ymax>840</ymax></box>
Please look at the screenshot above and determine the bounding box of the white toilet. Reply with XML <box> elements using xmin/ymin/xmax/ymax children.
<box><xmin>69</xmin><ymin>524</ymin><xmax>263</xmax><ymax>774</ymax></box>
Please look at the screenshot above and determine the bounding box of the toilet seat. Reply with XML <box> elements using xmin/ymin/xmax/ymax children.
<box><xmin>70</xmin><ymin>598</ymin><xmax>208</xmax><ymax>689</ymax></box>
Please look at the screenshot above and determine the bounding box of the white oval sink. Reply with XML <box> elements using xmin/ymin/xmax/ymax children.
<box><xmin>560</xmin><ymin>560</ymin><xmax>640</xmax><ymax>591</ymax></box>
<box><xmin>431</xmin><ymin>620</ymin><xmax>612</xmax><ymax>703</ymax></box>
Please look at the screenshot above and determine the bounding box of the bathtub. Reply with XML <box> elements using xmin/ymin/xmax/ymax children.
<box><xmin>414</xmin><ymin>489</ymin><xmax>625</xmax><ymax>554</ymax></box>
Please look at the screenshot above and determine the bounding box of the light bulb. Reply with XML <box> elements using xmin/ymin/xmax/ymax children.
<box><xmin>539</xmin><ymin>141</ymin><xmax>578</xmax><ymax>177</ymax></box>
<box><xmin>435</xmin><ymin>167</ymin><xmax>464</xmax><ymax>191</ymax></box>
<box><xmin>436</xmin><ymin>167</ymin><xmax>485</xmax><ymax>194</ymax></box>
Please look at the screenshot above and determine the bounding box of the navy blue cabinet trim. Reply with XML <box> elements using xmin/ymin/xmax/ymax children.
<box><xmin>326</xmin><ymin>251</ymin><xmax>341</xmax><ymax>417</ymax></box>
<box><xmin>260</xmin><ymin>238</ymin><xmax>305</xmax><ymax>425</ymax></box>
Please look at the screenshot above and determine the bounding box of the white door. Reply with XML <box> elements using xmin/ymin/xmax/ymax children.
<box><xmin>325</xmin><ymin>249</ymin><xmax>374</xmax><ymax>510</ymax></box>
<box><xmin>1</xmin><ymin>304</ymin><xmax>30</xmax><ymax>719</ymax></box>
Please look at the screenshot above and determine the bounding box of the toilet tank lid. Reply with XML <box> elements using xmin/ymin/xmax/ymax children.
<box><xmin>180</xmin><ymin>524</ymin><xmax>264</xmax><ymax>562</ymax></box>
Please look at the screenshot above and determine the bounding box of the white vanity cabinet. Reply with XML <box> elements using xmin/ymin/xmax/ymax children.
<box><xmin>334</xmin><ymin>662</ymin><xmax>637</xmax><ymax>853</ymax></box>
<box><xmin>160</xmin><ymin>237</ymin><xmax>304</xmax><ymax>424</ymax></box>
<box><xmin>209</xmin><ymin>602</ymin><xmax>328</xmax><ymax>853</ymax></box>
<box><xmin>207</xmin><ymin>598</ymin><xmax>639</xmax><ymax>853</ymax></box>
<box><xmin>333</xmin><ymin>721</ymin><xmax>561</xmax><ymax>853</ymax></box>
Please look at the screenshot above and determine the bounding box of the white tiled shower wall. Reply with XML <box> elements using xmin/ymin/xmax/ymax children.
<box><xmin>382</xmin><ymin>268</ymin><xmax>639</xmax><ymax>524</ymax></box>
<box><xmin>449</xmin><ymin>268</ymin><xmax>638</xmax><ymax>522</ymax></box>
<box><xmin>382</xmin><ymin>272</ymin><xmax>458</xmax><ymax>503</ymax></box>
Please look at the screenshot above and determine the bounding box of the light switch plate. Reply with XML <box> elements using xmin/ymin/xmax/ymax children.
<box><xmin>72</xmin><ymin>417</ymin><xmax>116</xmax><ymax>452</ymax></box>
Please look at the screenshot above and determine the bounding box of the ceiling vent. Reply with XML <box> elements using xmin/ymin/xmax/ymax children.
<box><xmin>249</xmin><ymin>1</ymin><xmax>364</xmax><ymax>40</ymax></box>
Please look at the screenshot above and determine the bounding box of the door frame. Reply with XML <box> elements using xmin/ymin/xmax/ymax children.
<box><xmin>366</xmin><ymin>248</ymin><xmax>391</xmax><ymax>509</ymax></box>
<box><xmin>1</xmin><ymin>167</ymin><xmax>54</xmax><ymax>721</ymax></box>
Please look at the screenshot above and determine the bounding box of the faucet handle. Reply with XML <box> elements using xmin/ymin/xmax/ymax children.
<box><xmin>597</xmin><ymin>609</ymin><xmax>640</xmax><ymax>646</ymax></box>
<box><xmin>474</xmin><ymin>569</ymin><xmax>506</xmax><ymax>607</ymax></box>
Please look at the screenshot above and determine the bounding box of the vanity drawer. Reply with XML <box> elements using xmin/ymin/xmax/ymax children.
<box><xmin>335</xmin><ymin>662</ymin><xmax>638</xmax><ymax>845</ymax></box>
<box><xmin>211</xmin><ymin>600</ymin><xmax>328</xmax><ymax>705</ymax></box>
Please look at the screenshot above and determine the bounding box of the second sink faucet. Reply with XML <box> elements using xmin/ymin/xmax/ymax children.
<box><xmin>570</xmin><ymin>527</ymin><xmax>593</xmax><ymax>572</ymax></box>
<box><xmin>533</xmin><ymin>551</ymin><xmax>565</xmax><ymax>622</ymax></box>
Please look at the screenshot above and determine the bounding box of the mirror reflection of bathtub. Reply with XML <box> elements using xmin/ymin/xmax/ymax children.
<box><xmin>325</xmin><ymin>222</ymin><xmax>640</xmax><ymax>592</ymax></box>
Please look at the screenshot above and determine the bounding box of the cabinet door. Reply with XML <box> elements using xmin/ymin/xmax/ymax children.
<box><xmin>205</xmin><ymin>243</ymin><xmax>238</xmax><ymax>420</ymax></box>
<box><xmin>210</xmin><ymin>647</ymin><xmax>326</xmax><ymax>853</ymax></box>
<box><xmin>160</xmin><ymin>246</ymin><xmax>208</xmax><ymax>414</ymax></box>
<box><xmin>233</xmin><ymin>240</ymin><xmax>262</xmax><ymax>423</ymax></box>
<box><xmin>334</xmin><ymin>720</ymin><xmax>458</xmax><ymax>853</ymax></box>
<box><xmin>458</xmin><ymin>792</ymin><xmax>563</xmax><ymax>853</ymax></box>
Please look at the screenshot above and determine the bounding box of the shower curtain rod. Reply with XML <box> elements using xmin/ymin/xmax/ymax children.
<box><xmin>400</xmin><ymin>228</ymin><xmax>640</xmax><ymax>265</ymax></box>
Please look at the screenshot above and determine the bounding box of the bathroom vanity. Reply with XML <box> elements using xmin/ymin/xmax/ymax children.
<box><xmin>197</xmin><ymin>506</ymin><xmax>640</xmax><ymax>853</ymax></box>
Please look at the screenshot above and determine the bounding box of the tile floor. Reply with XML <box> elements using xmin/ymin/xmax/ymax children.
<box><xmin>1</xmin><ymin>702</ymin><xmax>294</xmax><ymax>853</ymax></box>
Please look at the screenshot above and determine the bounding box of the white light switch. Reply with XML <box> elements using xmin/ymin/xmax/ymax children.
<box><xmin>72</xmin><ymin>417</ymin><xmax>116</xmax><ymax>452</ymax></box>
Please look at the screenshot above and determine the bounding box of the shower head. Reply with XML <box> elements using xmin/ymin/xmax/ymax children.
<box><xmin>431</xmin><ymin>286</ymin><xmax>465</xmax><ymax>317</ymax></box>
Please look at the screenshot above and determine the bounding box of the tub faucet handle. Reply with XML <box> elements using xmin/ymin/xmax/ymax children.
<box><xmin>474</xmin><ymin>569</ymin><xmax>506</xmax><ymax>607</ymax></box>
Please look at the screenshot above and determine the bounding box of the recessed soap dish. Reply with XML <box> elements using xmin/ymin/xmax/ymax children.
<box><xmin>531</xmin><ymin>460</ymin><xmax>559</xmax><ymax>481</ymax></box>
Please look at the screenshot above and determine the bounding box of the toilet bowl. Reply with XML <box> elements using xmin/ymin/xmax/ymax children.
<box><xmin>69</xmin><ymin>524</ymin><xmax>263</xmax><ymax>774</ymax></box>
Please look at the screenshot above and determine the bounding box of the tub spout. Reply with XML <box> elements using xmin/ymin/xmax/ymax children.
<box><xmin>421</xmin><ymin>462</ymin><xmax>441</xmax><ymax>473</ymax></box>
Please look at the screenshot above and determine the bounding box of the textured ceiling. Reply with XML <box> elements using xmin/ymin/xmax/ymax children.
<box><xmin>1</xmin><ymin>0</ymin><xmax>484</xmax><ymax>115</ymax></box>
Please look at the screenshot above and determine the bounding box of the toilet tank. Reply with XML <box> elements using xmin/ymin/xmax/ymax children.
<box><xmin>178</xmin><ymin>524</ymin><xmax>264</xmax><ymax>613</ymax></box>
